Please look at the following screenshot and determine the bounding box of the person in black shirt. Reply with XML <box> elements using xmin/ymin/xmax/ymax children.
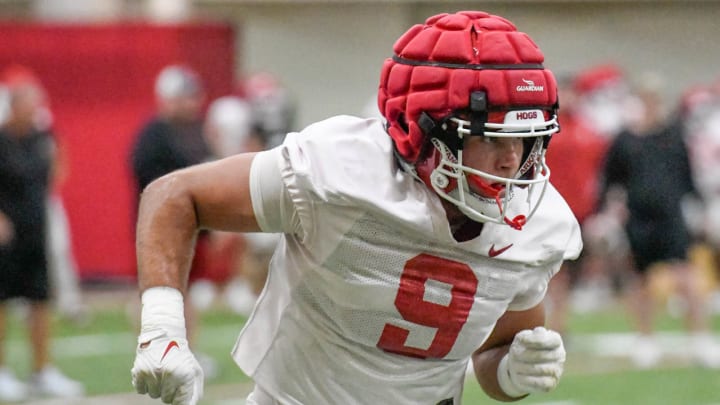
<box><xmin>0</xmin><ymin>68</ymin><xmax>84</xmax><ymax>401</ymax></box>
<box><xmin>601</xmin><ymin>73</ymin><xmax>720</xmax><ymax>368</ymax></box>
<box><xmin>130</xmin><ymin>65</ymin><xmax>210</xmax><ymax>193</ymax></box>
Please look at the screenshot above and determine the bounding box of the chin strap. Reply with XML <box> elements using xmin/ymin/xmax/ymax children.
<box><xmin>504</xmin><ymin>213</ymin><xmax>527</xmax><ymax>230</ymax></box>
<box><xmin>493</xmin><ymin>192</ymin><xmax>526</xmax><ymax>230</ymax></box>
<box><xmin>468</xmin><ymin>175</ymin><xmax>527</xmax><ymax>230</ymax></box>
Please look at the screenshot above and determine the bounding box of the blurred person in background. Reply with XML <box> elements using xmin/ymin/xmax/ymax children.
<box><xmin>242</xmin><ymin>72</ymin><xmax>296</xmax><ymax>149</ymax></box>
<box><xmin>574</xmin><ymin>64</ymin><xmax>631</xmax><ymax>141</ymax></box>
<box><xmin>202</xmin><ymin>95</ymin><xmax>277</xmax><ymax>316</ymax></box>
<box><xmin>601</xmin><ymin>72</ymin><xmax>720</xmax><ymax>369</ymax></box>
<box><xmin>0</xmin><ymin>69</ymin><xmax>86</xmax><ymax>327</ymax></box>
<box><xmin>566</xmin><ymin>64</ymin><xmax>636</xmax><ymax>312</ymax></box>
<box><xmin>129</xmin><ymin>64</ymin><xmax>218</xmax><ymax>379</ymax></box>
<box><xmin>0</xmin><ymin>66</ymin><xmax>84</xmax><ymax>401</ymax></box>
<box><xmin>130</xmin><ymin>65</ymin><xmax>211</xmax><ymax>194</ymax></box>
<box><xmin>544</xmin><ymin>72</ymin><xmax>612</xmax><ymax>337</ymax></box>
<box><xmin>680</xmin><ymin>83</ymin><xmax>720</xmax><ymax>310</ymax></box>
<box><xmin>131</xmin><ymin>11</ymin><xmax>580</xmax><ymax>405</ymax></box>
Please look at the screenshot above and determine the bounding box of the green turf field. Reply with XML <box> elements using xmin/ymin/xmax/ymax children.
<box><xmin>3</xmin><ymin>291</ymin><xmax>720</xmax><ymax>404</ymax></box>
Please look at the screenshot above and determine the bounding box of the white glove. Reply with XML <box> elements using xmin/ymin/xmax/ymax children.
<box><xmin>131</xmin><ymin>287</ymin><xmax>204</xmax><ymax>405</ymax></box>
<box><xmin>497</xmin><ymin>326</ymin><xmax>566</xmax><ymax>398</ymax></box>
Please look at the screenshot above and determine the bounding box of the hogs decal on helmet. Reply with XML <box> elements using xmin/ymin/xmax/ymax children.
<box><xmin>377</xmin><ymin>11</ymin><xmax>559</xmax><ymax>229</ymax></box>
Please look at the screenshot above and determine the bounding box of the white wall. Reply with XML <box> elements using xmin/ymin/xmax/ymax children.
<box><xmin>196</xmin><ymin>2</ymin><xmax>720</xmax><ymax>129</ymax></box>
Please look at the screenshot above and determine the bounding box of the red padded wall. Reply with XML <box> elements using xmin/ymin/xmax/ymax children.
<box><xmin>0</xmin><ymin>21</ymin><xmax>236</xmax><ymax>280</ymax></box>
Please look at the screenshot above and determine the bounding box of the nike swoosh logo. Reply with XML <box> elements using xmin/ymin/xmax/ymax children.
<box><xmin>161</xmin><ymin>341</ymin><xmax>179</xmax><ymax>362</ymax></box>
<box><xmin>488</xmin><ymin>243</ymin><xmax>513</xmax><ymax>257</ymax></box>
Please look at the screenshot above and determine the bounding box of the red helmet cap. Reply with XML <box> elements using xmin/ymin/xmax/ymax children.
<box><xmin>573</xmin><ymin>63</ymin><xmax>624</xmax><ymax>96</ymax></box>
<box><xmin>378</xmin><ymin>11</ymin><xmax>558</xmax><ymax>163</ymax></box>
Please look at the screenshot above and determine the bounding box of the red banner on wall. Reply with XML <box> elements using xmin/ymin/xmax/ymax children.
<box><xmin>0</xmin><ymin>21</ymin><xmax>236</xmax><ymax>281</ymax></box>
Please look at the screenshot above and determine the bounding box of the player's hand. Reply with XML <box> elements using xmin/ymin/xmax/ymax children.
<box><xmin>131</xmin><ymin>329</ymin><xmax>204</xmax><ymax>405</ymax></box>
<box><xmin>131</xmin><ymin>287</ymin><xmax>202</xmax><ymax>405</ymax></box>
<box><xmin>497</xmin><ymin>326</ymin><xmax>566</xmax><ymax>398</ymax></box>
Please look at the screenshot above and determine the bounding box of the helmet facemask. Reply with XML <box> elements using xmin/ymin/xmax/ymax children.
<box><xmin>377</xmin><ymin>11</ymin><xmax>561</xmax><ymax>230</ymax></box>
<box><xmin>415</xmin><ymin>91</ymin><xmax>558</xmax><ymax>230</ymax></box>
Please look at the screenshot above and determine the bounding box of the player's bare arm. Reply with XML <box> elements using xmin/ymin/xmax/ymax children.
<box><xmin>472</xmin><ymin>302</ymin><xmax>548</xmax><ymax>401</ymax></box>
<box><xmin>132</xmin><ymin>152</ymin><xmax>263</xmax><ymax>405</ymax></box>
<box><xmin>136</xmin><ymin>152</ymin><xmax>260</xmax><ymax>293</ymax></box>
<box><xmin>0</xmin><ymin>209</ymin><xmax>14</xmax><ymax>246</ymax></box>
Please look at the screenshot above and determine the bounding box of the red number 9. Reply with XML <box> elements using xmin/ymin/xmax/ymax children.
<box><xmin>377</xmin><ymin>253</ymin><xmax>478</xmax><ymax>358</ymax></box>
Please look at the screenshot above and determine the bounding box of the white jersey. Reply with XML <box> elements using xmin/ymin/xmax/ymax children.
<box><xmin>232</xmin><ymin>115</ymin><xmax>582</xmax><ymax>404</ymax></box>
<box><xmin>687</xmin><ymin>110</ymin><xmax>720</xmax><ymax>246</ymax></box>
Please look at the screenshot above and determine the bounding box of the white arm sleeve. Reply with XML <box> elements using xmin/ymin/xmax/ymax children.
<box><xmin>249</xmin><ymin>147</ymin><xmax>297</xmax><ymax>234</ymax></box>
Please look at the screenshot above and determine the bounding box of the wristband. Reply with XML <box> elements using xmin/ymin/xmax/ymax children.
<box><xmin>497</xmin><ymin>354</ymin><xmax>528</xmax><ymax>398</ymax></box>
<box><xmin>140</xmin><ymin>287</ymin><xmax>187</xmax><ymax>339</ymax></box>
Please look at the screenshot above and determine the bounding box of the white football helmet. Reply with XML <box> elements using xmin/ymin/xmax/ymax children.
<box><xmin>378</xmin><ymin>11</ymin><xmax>560</xmax><ymax>229</ymax></box>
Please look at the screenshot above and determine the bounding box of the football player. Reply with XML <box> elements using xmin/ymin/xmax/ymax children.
<box><xmin>131</xmin><ymin>11</ymin><xmax>581</xmax><ymax>405</ymax></box>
